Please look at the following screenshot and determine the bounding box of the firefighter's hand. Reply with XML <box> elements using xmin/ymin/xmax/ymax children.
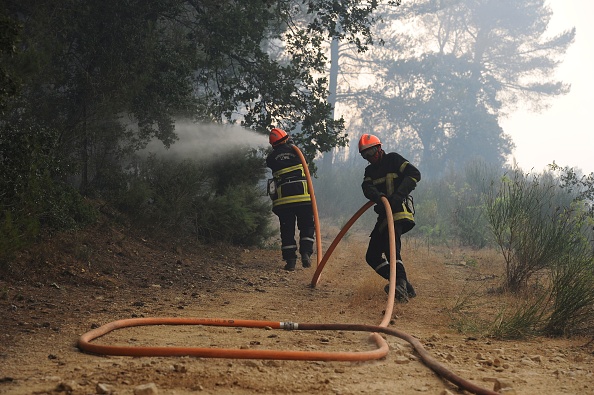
<box><xmin>388</xmin><ymin>193</ymin><xmax>406</xmax><ymax>207</ymax></box>
<box><xmin>372</xmin><ymin>192</ymin><xmax>386</xmax><ymax>205</ymax></box>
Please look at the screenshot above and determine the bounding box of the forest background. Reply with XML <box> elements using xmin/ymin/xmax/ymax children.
<box><xmin>1</xmin><ymin>0</ymin><xmax>593</xmax><ymax>340</ymax></box>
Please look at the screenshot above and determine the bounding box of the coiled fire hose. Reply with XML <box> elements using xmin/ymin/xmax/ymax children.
<box><xmin>77</xmin><ymin>146</ymin><xmax>498</xmax><ymax>395</ymax></box>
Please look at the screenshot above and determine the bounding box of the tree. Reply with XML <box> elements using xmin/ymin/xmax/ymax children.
<box><xmin>1</xmin><ymin>0</ymin><xmax>397</xmax><ymax>248</ymax></box>
<box><xmin>361</xmin><ymin>53</ymin><xmax>514</xmax><ymax>176</ymax></box>
<box><xmin>3</xmin><ymin>0</ymin><xmax>200</xmax><ymax>194</ymax></box>
<box><xmin>331</xmin><ymin>0</ymin><xmax>574</xmax><ymax>178</ymax></box>
<box><xmin>413</xmin><ymin>0</ymin><xmax>574</xmax><ymax>111</ymax></box>
<box><xmin>3</xmin><ymin>0</ymin><xmax>397</xmax><ymax>184</ymax></box>
<box><xmin>0</xmin><ymin>5</ymin><xmax>20</xmax><ymax>113</ymax></box>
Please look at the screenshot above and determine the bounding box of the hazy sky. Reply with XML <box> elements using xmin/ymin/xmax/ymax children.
<box><xmin>501</xmin><ymin>0</ymin><xmax>594</xmax><ymax>175</ymax></box>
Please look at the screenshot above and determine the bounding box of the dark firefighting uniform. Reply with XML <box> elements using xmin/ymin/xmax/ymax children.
<box><xmin>266</xmin><ymin>143</ymin><xmax>315</xmax><ymax>262</ymax></box>
<box><xmin>361</xmin><ymin>151</ymin><xmax>421</xmax><ymax>283</ymax></box>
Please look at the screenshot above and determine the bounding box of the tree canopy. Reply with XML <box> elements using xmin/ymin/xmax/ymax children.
<box><xmin>329</xmin><ymin>0</ymin><xmax>574</xmax><ymax>178</ymax></box>
<box><xmin>0</xmin><ymin>0</ymin><xmax>399</xmax><ymax>250</ymax></box>
<box><xmin>1</xmin><ymin>0</ymin><xmax>398</xmax><ymax>187</ymax></box>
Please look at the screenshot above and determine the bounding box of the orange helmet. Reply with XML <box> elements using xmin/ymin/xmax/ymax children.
<box><xmin>358</xmin><ymin>134</ymin><xmax>381</xmax><ymax>153</ymax></box>
<box><xmin>269</xmin><ymin>128</ymin><xmax>289</xmax><ymax>146</ymax></box>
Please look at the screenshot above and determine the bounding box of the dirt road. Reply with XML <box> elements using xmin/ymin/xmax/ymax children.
<box><xmin>0</xmin><ymin>223</ymin><xmax>592</xmax><ymax>394</ymax></box>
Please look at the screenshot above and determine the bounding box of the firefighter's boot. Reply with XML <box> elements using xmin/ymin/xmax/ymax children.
<box><xmin>283</xmin><ymin>258</ymin><xmax>297</xmax><ymax>271</ymax></box>
<box><xmin>301</xmin><ymin>253</ymin><xmax>312</xmax><ymax>268</ymax></box>
<box><xmin>384</xmin><ymin>278</ymin><xmax>409</xmax><ymax>303</ymax></box>
<box><xmin>406</xmin><ymin>281</ymin><xmax>417</xmax><ymax>298</ymax></box>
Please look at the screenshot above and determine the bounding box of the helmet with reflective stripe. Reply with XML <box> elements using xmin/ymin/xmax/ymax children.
<box><xmin>269</xmin><ymin>128</ymin><xmax>289</xmax><ymax>146</ymax></box>
<box><xmin>358</xmin><ymin>134</ymin><xmax>381</xmax><ymax>153</ymax></box>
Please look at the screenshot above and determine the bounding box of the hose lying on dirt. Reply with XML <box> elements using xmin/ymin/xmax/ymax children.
<box><xmin>78</xmin><ymin>317</ymin><xmax>389</xmax><ymax>361</ymax></box>
<box><xmin>77</xmin><ymin>149</ymin><xmax>499</xmax><ymax>395</ymax></box>
<box><xmin>77</xmin><ymin>317</ymin><xmax>498</xmax><ymax>395</ymax></box>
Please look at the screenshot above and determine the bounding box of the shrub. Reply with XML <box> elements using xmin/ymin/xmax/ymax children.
<box><xmin>485</xmin><ymin>169</ymin><xmax>576</xmax><ymax>292</ymax></box>
<box><xmin>106</xmin><ymin>148</ymin><xmax>274</xmax><ymax>246</ymax></box>
<box><xmin>488</xmin><ymin>296</ymin><xmax>546</xmax><ymax>339</ymax></box>
<box><xmin>0</xmin><ymin>122</ymin><xmax>97</xmax><ymax>266</ymax></box>
<box><xmin>544</xmin><ymin>237</ymin><xmax>594</xmax><ymax>336</ymax></box>
<box><xmin>192</xmin><ymin>185</ymin><xmax>274</xmax><ymax>245</ymax></box>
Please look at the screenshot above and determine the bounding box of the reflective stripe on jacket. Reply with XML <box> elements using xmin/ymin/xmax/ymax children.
<box><xmin>266</xmin><ymin>145</ymin><xmax>312</xmax><ymax>209</ymax></box>
<box><xmin>362</xmin><ymin>152</ymin><xmax>421</xmax><ymax>227</ymax></box>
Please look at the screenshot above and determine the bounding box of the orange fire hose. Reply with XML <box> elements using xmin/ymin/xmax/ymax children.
<box><xmin>292</xmin><ymin>145</ymin><xmax>323</xmax><ymax>268</ymax></box>
<box><xmin>77</xmin><ymin>318</ymin><xmax>497</xmax><ymax>395</ymax></box>
<box><xmin>78</xmin><ymin>317</ymin><xmax>388</xmax><ymax>361</ymax></box>
<box><xmin>310</xmin><ymin>200</ymin><xmax>374</xmax><ymax>288</ymax></box>
<box><xmin>77</xmin><ymin>149</ymin><xmax>499</xmax><ymax>395</ymax></box>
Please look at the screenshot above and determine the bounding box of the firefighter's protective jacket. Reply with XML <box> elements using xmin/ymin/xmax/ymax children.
<box><xmin>362</xmin><ymin>152</ymin><xmax>421</xmax><ymax>234</ymax></box>
<box><xmin>266</xmin><ymin>143</ymin><xmax>311</xmax><ymax>212</ymax></box>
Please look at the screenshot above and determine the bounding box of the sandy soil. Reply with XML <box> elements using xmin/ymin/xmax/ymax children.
<box><xmin>0</xmin><ymin>216</ymin><xmax>592</xmax><ymax>395</ymax></box>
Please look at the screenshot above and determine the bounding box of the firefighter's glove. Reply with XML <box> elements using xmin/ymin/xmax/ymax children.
<box><xmin>388</xmin><ymin>192</ymin><xmax>406</xmax><ymax>208</ymax></box>
<box><xmin>371</xmin><ymin>192</ymin><xmax>386</xmax><ymax>205</ymax></box>
<box><xmin>396</xmin><ymin>177</ymin><xmax>417</xmax><ymax>196</ymax></box>
<box><xmin>372</xmin><ymin>193</ymin><xmax>387</xmax><ymax>214</ymax></box>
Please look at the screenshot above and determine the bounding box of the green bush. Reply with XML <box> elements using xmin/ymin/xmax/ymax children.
<box><xmin>485</xmin><ymin>169</ymin><xmax>576</xmax><ymax>292</ymax></box>
<box><xmin>0</xmin><ymin>122</ymin><xmax>97</xmax><ymax>265</ymax></box>
<box><xmin>473</xmin><ymin>167</ymin><xmax>594</xmax><ymax>338</ymax></box>
<box><xmin>488</xmin><ymin>297</ymin><xmax>546</xmax><ymax>339</ymax></box>
<box><xmin>450</xmin><ymin>161</ymin><xmax>498</xmax><ymax>248</ymax></box>
<box><xmin>0</xmin><ymin>211</ymin><xmax>38</xmax><ymax>265</ymax></box>
<box><xmin>106</xmin><ymin>148</ymin><xmax>274</xmax><ymax>246</ymax></box>
<box><xmin>545</xmin><ymin>238</ymin><xmax>594</xmax><ymax>336</ymax></box>
<box><xmin>413</xmin><ymin>161</ymin><xmax>496</xmax><ymax>247</ymax></box>
<box><xmin>192</xmin><ymin>185</ymin><xmax>274</xmax><ymax>245</ymax></box>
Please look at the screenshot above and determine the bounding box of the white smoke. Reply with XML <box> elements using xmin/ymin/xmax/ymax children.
<box><xmin>140</xmin><ymin>121</ymin><xmax>269</xmax><ymax>161</ymax></box>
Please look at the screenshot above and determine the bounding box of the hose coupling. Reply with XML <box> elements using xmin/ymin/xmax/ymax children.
<box><xmin>280</xmin><ymin>322</ymin><xmax>299</xmax><ymax>330</ymax></box>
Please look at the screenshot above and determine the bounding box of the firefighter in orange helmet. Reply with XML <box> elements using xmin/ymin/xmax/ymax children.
<box><xmin>266</xmin><ymin>128</ymin><xmax>315</xmax><ymax>271</ymax></box>
<box><xmin>359</xmin><ymin>134</ymin><xmax>420</xmax><ymax>302</ymax></box>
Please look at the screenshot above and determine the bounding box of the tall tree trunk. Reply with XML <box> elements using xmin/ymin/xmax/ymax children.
<box><xmin>80</xmin><ymin>101</ymin><xmax>89</xmax><ymax>194</ymax></box>
<box><xmin>322</xmin><ymin>36</ymin><xmax>339</xmax><ymax>170</ymax></box>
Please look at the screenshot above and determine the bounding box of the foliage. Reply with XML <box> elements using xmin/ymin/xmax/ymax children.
<box><xmin>485</xmin><ymin>169</ymin><xmax>577</xmax><ymax>292</ymax></box>
<box><xmin>405</xmin><ymin>0</ymin><xmax>574</xmax><ymax>109</ymax></box>
<box><xmin>549</xmin><ymin>162</ymin><xmax>594</xmax><ymax>219</ymax></box>
<box><xmin>411</xmin><ymin>160</ymin><xmax>498</xmax><ymax>247</ymax></box>
<box><xmin>0</xmin><ymin>7</ymin><xmax>20</xmax><ymax>113</ymax></box>
<box><xmin>104</xmin><ymin>149</ymin><xmax>273</xmax><ymax>246</ymax></box>
<box><xmin>484</xmin><ymin>241</ymin><xmax>594</xmax><ymax>340</ymax></box>
<box><xmin>1</xmin><ymin>0</ymin><xmax>394</xmax><ymax>255</ymax></box>
<box><xmin>544</xmin><ymin>240</ymin><xmax>594</xmax><ymax>336</ymax></box>
<box><xmin>487</xmin><ymin>296</ymin><xmax>546</xmax><ymax>340</ymax></box>
<box><xmin>192</xmin><ymin>185</ymin><xmax>274</xmax><ymax>246</ymax></box>
<box><xmin>4</xmin><ymin>0</ymin><xmax>200</xmax><ymax>192</ymax></box>
<box><xmin>447</xmin><ymin>283</ymin><xmax>491</xmax><ymax>335</ymax></box>
<box><xmin>358</xmin><ymin>53</ymin><xmax>515</xmax><ymax>178</ymax></box>
<box><xmin>473</xmin><ymin>166</ymin><xmax>594</xmax><ymax>338</ymax></box>
<box><xmin>334</xmin><ymin>0</ymin><xmax>573</xmax><ymax>179</ymax></box>
<box><xmin>0</xmin><ymin>121</ymin><xmax>97</xmax><ymax>265</ymax></box>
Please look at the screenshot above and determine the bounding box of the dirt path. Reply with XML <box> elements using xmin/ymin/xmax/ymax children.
<box><xmin>0</xmin><ymin>225</ymin><xmax>592</xmax><ymax>394</ymax></box>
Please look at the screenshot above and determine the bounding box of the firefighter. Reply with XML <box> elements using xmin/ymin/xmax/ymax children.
<box><xmin>359</xmin><ymin>134</ymin><xmax>420</xmax><ymax>302</ymax></box>
<box><xmin>266</xmin><ymin>128</ymin><xmax>315</xmax><ymax>271</ymax></box>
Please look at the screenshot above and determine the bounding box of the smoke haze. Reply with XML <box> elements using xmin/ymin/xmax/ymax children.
<box><xmin>141</xmin><ymin>121</ymin><xmax>269</xmax><ymax>161</ymax></box>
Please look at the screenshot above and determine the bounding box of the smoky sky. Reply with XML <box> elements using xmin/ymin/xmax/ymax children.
<box><xmin>141</xmin><ymin>121</ymin><xmax>269</xmax><ymax>161</ymax></box>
